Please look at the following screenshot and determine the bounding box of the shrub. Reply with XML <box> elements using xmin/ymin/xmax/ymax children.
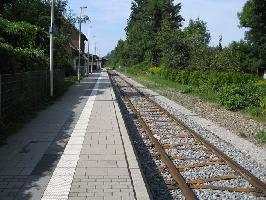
<box><xmin>126</xmin><ymin>63</ymin><xmax>149</xmax><ymax>75</ymax></box>
<box><xmin>175</xmin><ymin>70</ymin><xmax>189</xmax><ymax>84</ymax></box>
<box><xmin>148</xmin><ymin>66</ymin><xmax>161</xmax><ymax>75</ymax></box>
<box><xmin>218</xmin><ymin>83</ymin><xmax>263</xmax><ymax>111</ymax></box>
<box><xmin>187</xmin><ymin>70</ymin><xmax>207</xmax><ymax>86</ymax></box>
<box><xmin>0</xmin><ymin>42</ymin><xmax>48</xmax><ymax>73</ymax></box>
<box><xmin>0</xmin><ymin>17</ymin><xmax>48</xmax><ymax>49</ymax></box>
<box><xmin>257</xmin><ymin>131</ymin><xmax>266</xmax><ymax>143</ymax></box>
<box><xmin>256</xmin><ymin>80</ymin><xmax>266</xmax><ymax>86</ymax></box>
<box><xmin>180</xmin><ymin>86</ymin><xmax>193</xmax><ymax>94</ymax></box>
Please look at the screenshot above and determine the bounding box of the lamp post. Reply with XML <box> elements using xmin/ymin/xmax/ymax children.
<box><xmin>78</xmin><ymin>6</ymin><xmax>87</xmax><ymax>83</ymax></box>
<box><xmin>91</xmin><ymin>35</ymin><xmax>96</xmax><ymax>73</ymax></box>
<box><xmin>87</xmin><ymin>26</ymin><xmax>92</xmax><ymax>75</ymax></box>
<box><xmin>87</xmin><ymin>38</ymin><xmax>90</xmax><ymax>76</ymax></box>
<box><xmin>49</xmin><ymin>0</ymin><xmax>55</xmax><ymax>97</ymax></box>
<box><xmin>94</xmin><ymin>41</ymin><xmax>97</xmax><ymax>70</ymax></box>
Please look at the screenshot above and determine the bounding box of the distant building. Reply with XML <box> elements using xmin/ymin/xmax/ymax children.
<box><xmin>69</xmin><ymin>27</ymin><xmax>88</xmax><ymax>75</ymax></box>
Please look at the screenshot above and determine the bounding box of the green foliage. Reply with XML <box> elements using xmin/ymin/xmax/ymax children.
<box><xmin>134</xmin><ymin>65</ymin><xmax>263</xmax><ymax>111</ymax></box>
<box><xmin>125</xmin><ymin>63</ymin><xmax>149</xmax><ymax>75</ymax></box>
<box><xmin>229</xmin><ymin>41</ymin><xmax>262</xmax><ymax>73</ymax></box>
<box><xmin>184</xmin><ymin>18</ymin><xmax>211</xmax><ymax>47</ymax></box>
<box><xmin>0</xmin><ymin>0</ymin><xmax>74</xmax><ymax>73</ymax></box>
<box><xmin>107</xmin><ymin>40</ymin><xmax>128</xmax><ymax>67</ymax></box>
<box><xmin>180</xmin><ymin>86</ymin><xmax>193</xmax><ymax>94</ymax></box>
<box><xmin>210</xmin><ymin>47</ymin><xmax>241</xmax><ymax>71</ymax></box>
<box><xmin>0</xmin><ymin>42</ymin><xmax>48</xmax><ymax>73</ymax></box>
<box><xmin>255</xmin><ymin>80</ymin><xmax>266</xmax><ymax>86</ymax></box>
<box><xmin>148</xmin><ymin>67</ymin><xmax>161</xmax><ymax>75</ymax></box>
<box><xmin>158</xmin><ymin>27</ymin><xmax>190</xmax><ymax>69</ymax></box>
<box><xmin>108</xmin><ymin>0</ymin><xmax>266</xmax><ymax>78</ymax></box>
<box><xmin>0</xmin><ymin>17</ymin><xmax>48</xmax><ymax>73</ymax></box>
<box><xmin>0</xmin><ymin>17</ymin><xmax>48</xmax><ymax>49</ymax></box>
<box><xmin>218</xmin><ymin>83</ymin><xmax>263</xmax><ymax>111</ymax></box>
<box><xmin>119</xmin><ymin>0</ymin><xmax>183</xmax><ymax>67</ymax></box>
<box><xmin>257</xmin><ymin>131</ymin><xmax>266</xmax><ymax>143</ymax></box>
<box><xmin>238</xmin><ymin>0</ymin><xmax>266</xmax><ymax>43</ymax></box>
<box><xmin>1</xmin><ymin>0</ymin><xmax>72</xmax><ymax>30</ymax></box>
<box><xmin>238</xmin><ymin>0</ymin><xmax>266</xmax><ymax>66</ymax></box>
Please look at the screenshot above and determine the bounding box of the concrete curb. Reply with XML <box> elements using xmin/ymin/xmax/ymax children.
<box><xmin>109</xmin><ymin>82</ymin><xmax>151</xmax><ymax>200</ymax></box>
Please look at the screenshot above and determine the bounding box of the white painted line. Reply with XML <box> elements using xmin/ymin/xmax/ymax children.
<box><xmin>41</xmin><ymin>72</ymin><xmax>102</xmax><ymax>200</ymax></box>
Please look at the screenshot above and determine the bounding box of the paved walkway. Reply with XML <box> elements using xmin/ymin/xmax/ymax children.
<box><xmin>0</xmin><ymin>70</ymin><xmax>150</xmax><ymax>200</ymax></box>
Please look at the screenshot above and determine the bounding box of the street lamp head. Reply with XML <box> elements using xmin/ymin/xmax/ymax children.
<box><xmin>81</xmin><ymin>6</ymin><xmax>87</xmax><ymax>9</ymax></box>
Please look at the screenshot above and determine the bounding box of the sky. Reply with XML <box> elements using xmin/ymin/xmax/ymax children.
<box><xmin>68</xmin><ymin>0</ymin><xmax>248</xmax><ymax>56</ymax></box>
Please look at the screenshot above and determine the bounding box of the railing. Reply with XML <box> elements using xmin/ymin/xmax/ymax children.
<box><xmin>0</xmin><ymin>70</ymin><xmax>65</xmax><ymax>120</ymax></box>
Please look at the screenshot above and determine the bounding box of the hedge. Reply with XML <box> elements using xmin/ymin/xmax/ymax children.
<box><xmin>0</xmin><ymin>17</ymin><xmax>48</xmax><ymax>49</ymax></box>
<box><xmin>0</xmin><ymin>42</ymin><xmax>48</xmax><ymax>73</ymax></box>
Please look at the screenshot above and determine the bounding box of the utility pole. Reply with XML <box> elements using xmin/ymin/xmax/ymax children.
<box><xmin>49</xmin><ymin>0</ymin><xmax>55</xmax><ymax>97</ymax></box>
<box><xmin>78</xmin><ymin>6</ymin><xmax>87</xmax><ymax>83</ymax></box>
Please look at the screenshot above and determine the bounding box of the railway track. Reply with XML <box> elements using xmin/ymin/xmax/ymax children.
<box><xmin>108</xmin><ymin>70</ymin><xmax>266</xmax><ymax>200</ymax></box>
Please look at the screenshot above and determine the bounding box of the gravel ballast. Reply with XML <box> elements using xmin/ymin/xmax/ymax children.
<box><xmin>112</xmin><ymin>72</ymin><xmax>266</xmax><ymax>199</ymax></box>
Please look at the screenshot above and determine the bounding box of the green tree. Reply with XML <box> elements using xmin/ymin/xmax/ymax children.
<box><xmin>229</xmin><ymin>40</ymin><xmax>261</xmax><ymax>73</ymax></box>
<box><xmin>158</xmin><ymin>21</ymin><xmax>190</xmax><ymax>69</ymax></box>
<box><xmin>0</xmin><ymin>0</ymin><xmax>75</xmax><ymax>71</ymax></box>
<box><xmin>125</xmin><ymin>0</ymin><xmax>183</xmax><ymax>67</ymax></box>
<box><xmin>184</xmin><ymin>18</ymin><xmax>210</xmax><ymax>47</ymax></box>
<box><xmin>238</xmin><ymin>0</ymin><xmax>266</xmax><ymax>66</ymax></box>
<box><xmin>183</xmin><ymin>18</ymin><xmax>212</xmax><ymax>69</ymax></box>
<box><xmin>108</xmin><ymin>40</ymin><xmax>128</xmax><ymax>67</ymax></box>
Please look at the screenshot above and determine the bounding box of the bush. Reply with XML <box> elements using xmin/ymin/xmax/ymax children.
<box><xmin>256</xmin><ymin>80</ymin><xmax>266</xmax><ymax>86</ymax></box>
<box><xmin>148</xmin><ymin>67</ymin><xmax>161</xmax><ymax>75</ymax></box>
<box><xmin>187</xmin><ymin>70</ymin><xmax>207</xmax><ymax>86</ymax></box>
<box><xmin>257</xmin><ymin>131</ymin><xmax>266</xmax><ymax>143</ymax></box>
<box><xmin>218</xmin><ymin>83</ymin><xmax>263</xmax><ymax>111</ymax></box>
<box><xmin>180</xmin><ymin>86</ymin><xmax>193</xmax><ymax>94</ymax></box>
<box><xmin>126</xmin><ymin>63</ymin><xmax>149</xmax><ymax>75</ymax></box>
<box><xmin>0</xmin><ymin>17</ymin><xmax>48</xmax><ymax>49</ymax></box>
<box><xmin>0</xmin><ymin>42</ymin><xmax>48</xmax><ymax>73</ymax></box>
<box><xmin>175</xmin><ymin>70</ymin><xmax>189</xmax><ymax>84</ymax></box>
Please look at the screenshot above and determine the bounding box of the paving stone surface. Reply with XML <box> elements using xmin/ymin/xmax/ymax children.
<box><xmin>68</xmin><ymin>71</ymin><xmax>136</xmax><ymax>200</ymax></box>
<box><xmin>0</xmin><ymin>70</ymin><xmax>150</xmax><ymax>200</ymax></box>
<box><xmin>0</xmin><ymin>73</ymin><xmax>100</xmax><ymax>200</ymax></box>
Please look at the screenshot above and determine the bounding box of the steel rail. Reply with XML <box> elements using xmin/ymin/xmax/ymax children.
<box><xmin>125</xmin><ymin>96</ymin><xmax>198</xmax><ymax>200</ymax></box>
<box><xmin>108</xmin><ymin>70</ymin><xmax>266</xmax><ymax>196</ymax></box>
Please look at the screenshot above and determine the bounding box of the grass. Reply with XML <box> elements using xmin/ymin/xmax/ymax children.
<box><xmin>127</xmin><ymin>72</ymin><xmax>219</xmax><ymax>103</ymax></box>
<box><xmin>257</xmin><ymin>131</ymin><xmax>266</xmax><ymax>143</ymax></box>
<box><xmin>0</xmin><ymin>75</ymin><xmax>80</xmax><ymax>144</ymax></box>
<box><xmin>243</xmin><ymin>106</ymin><xmax>266</xmax><ymax>123</ymax></box>
<box><xmin>123</xmin><ymin>70</ymin><xmax>265</xmax><ymax>124</ymax></box>
<box><xmin>64</xmin><ymin>75</ymin><xmax>83</xmax><ymax>90</ymax></box>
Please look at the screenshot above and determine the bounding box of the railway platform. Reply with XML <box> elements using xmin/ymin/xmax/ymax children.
<box><xmin>0</xmin><ymin>69</ymin><xmax>150</xmax><ymax>200</ymax></box>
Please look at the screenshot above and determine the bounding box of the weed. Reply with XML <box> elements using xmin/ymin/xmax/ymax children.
<box><xmin>181</xmin><ymin>86</ymin><xmax>193</xmax><ymax>94</ymax></box>
<box><xmin>257</xmin><ymin>131</ymin><xmax>266</xmax><ymax>143</ymax></box>
<box><xmin>125</xmin><ymin>67</ymin><xmax>265</xmax><ymax>123</ymax></box>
